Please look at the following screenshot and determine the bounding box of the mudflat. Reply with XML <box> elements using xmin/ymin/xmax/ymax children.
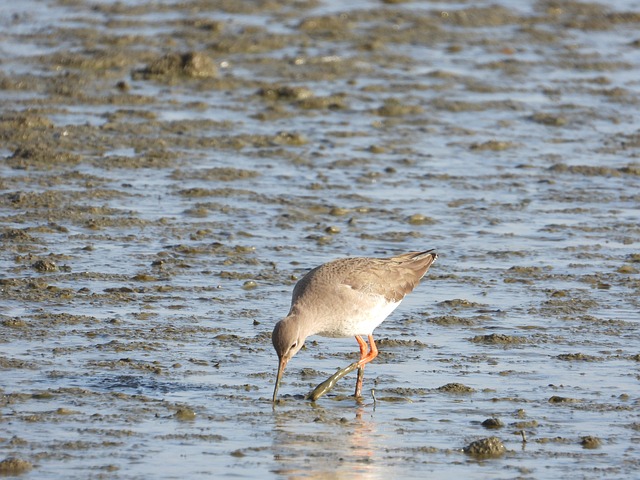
<box><xmin>1</xmin><ymin>1</ymin><xmax>639</xmax><ymax>478</ymax></box>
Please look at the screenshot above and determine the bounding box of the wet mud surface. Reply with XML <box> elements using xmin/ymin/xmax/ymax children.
<box><xmin>1</xmin><ymin>0</ymin><xmax>639</xmax><ymax>478</ymax></box>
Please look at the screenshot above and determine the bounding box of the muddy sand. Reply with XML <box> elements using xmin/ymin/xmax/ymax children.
<box><xmin>1</xmin><ymin>0</ymin><xmax>639</xmax><ymax>478</ymax></box>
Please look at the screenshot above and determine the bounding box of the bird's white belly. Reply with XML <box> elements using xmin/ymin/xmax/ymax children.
<box><xmin>316</xmin><ymin>295</ymin><xmax>401</xmax><ymax>338</ymax></box>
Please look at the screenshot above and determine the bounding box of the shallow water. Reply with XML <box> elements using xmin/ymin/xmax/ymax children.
<box><xmin>1</xmin><ymin>0</ymin><xmax>639</xmax><ymax>478</ymax></box>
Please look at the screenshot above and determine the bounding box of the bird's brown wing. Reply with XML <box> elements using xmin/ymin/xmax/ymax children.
<box><xmin>343</xmin><ymin>251</ymin><xmax>437</xmax><ymax>302</ymax></box>
<box><xmin>291</xmin><ymin>250</ymin><xmax>437</xmax><ymax>306</ymax></box>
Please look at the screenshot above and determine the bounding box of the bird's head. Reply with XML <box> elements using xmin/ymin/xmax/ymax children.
<box><xmin>272</xmin><ymin>316</ymin><xmax>306</xmax><ymax>402</ymax></box>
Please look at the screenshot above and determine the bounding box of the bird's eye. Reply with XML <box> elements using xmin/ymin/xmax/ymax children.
<box><xmin>290</xmin><ymin>341</ymin><xmax>298</xmax><ymax>350</ymax></box>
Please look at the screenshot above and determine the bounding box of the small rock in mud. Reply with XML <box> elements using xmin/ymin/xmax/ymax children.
<box><xmin>581</xmin><ymin>436</ymin><xmax>602</xmax><ymax>449</ymax></box>
<box><xmin>427</xmin><ymin>315</ymin><xmax>477</xmax><ymax>326</ymax></box>
<box><xmin>617</xmin><ymin>265</ymin><xmax>638</xmax><ymax>274</ymax></box>
<box><xmin>257</xmin><ymin>84</ymin><xmax>314</xmax><ymax>101</ymax></box>
<box><xmin>273</xmin><ymin>131</ymin><xmax>307</xmax><ymax>146</ymax></box>
<box><xmin>1</xmin><ymin>228</ymin><xmax>34</xmax><ymax>242</ymax></box>
<box><xmin>406</xmin><ymin>213</ymin><xmax>437</xmax><ymax>225</ymax></box>
<box><xmin>32</xmin><ymin>259</ymin><xmax>57</xmax><ymax>272</ymax></box>
<box><xmin>136</xmin><ymin>52</ymin><xmax>217</xmax><ymax>80</ymax></box>
<box><xmin>439</xmin><ymin>299</ymin><xmax>484</xmax><ymax>309</ymax></box>
<box><xmin>556</xmin><ymin>353</ymin><xmax>602</xmax><ymax>362</ymax></box>
<box><xmin>548</xmin><ymin>163</ymin><xmax>636</xmax><ymax>177</ymax></box>
<box><xmin>437</xmin><ymin>383</ymin><xmax>475</xmax><ymax>393</ymax></box>
<box><xmin>512</xmin><ymin>419</ymin><xmax>538</xmax><ymax>429</ymax></box>
<box><xmin>375</xmin><ymin>98</ymin><xmax>423</xmax><ymax>116</ymax></box>
<box><xmin>530</xmin><ymin>112</ymin><xmax>567</xmax><ymax>126</ymax></box>
<box><xmin>1</xmin><ymin>317</ymin><xmax>27</xmax><ymax>328</ymax></box>
<box><xmin>0</xmin><ymin>457</ymin><xmax>33</xmax><ymax>474</ymax></box>
<box><xmin>174</xmin><ymin>407</ymin><xmax>197</xmax><ymax>421</ymax></box>
<box><xmin>549</xmin><ymin>396</ymin><xmax>579</xmax><ymax>404</ymax></box>
<box><xmin>470</xmin><ymin>333</ymin><xmax>525</xmax><ymax>344</ymax></box>
<box><xmin>463</xmin><ymin>437</ymin><xmax>506</xmax><ymax>458</ymax></box>
<box><xmin>55</xmin><ymin>407</ymin><xmax>77</xmax><ymax>415</ymax></box>
<box><xmin>7</xmin><ymin>146</ymin><xmax>82</xmax><ymax>170</ymax></box>
<box><xmin>299</xmin><ymin>368</ymin><xmax>323</xmax><ymax>379</ymax></box>
<box><xmin>481</xmin><ymin>417</ymin><xmax>504</xmax><ymax>429</ymax></box>
<box><xmin>131</xmin><ymin>274</ymin><xmax>157</xmax><ymax>282</ymax></box>
<box><xmin>469</xmin><ymin>140</ymin><xmax>516</xmax><ymax>151</ymax></box>
<box><xmin>377</xmin><ymin>338</ymin><xmax>428</xmax><ymax>348</ymax></box>
<box><xmin>329</xmin><ymin>207</ymin><xmax>350</xmax><ymax>216</ymax></box>
<box><xmin>242</xmin><ymin>280</ymin><xmax>257</xmax><ymax>290</ymax></box>
<box><xmin>549</xmin><ymin>290</ymin><xmax>568</xmax><ymax>297</ymax></box>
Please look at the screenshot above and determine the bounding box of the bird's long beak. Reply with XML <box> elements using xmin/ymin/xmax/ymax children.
<box><xmin>273</xmin><ymin>357</ymin><xmax>287</xmax><ymax>402</ymax></box>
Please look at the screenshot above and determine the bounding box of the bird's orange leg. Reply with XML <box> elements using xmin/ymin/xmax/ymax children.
<box><xmin>360</xmin><ymin>334</ymin><xmax>378</xmax><ymax>365</ymax></box>
<box><xmin>354</xmin><ymin>335</ymin><xmax>379</xmax><ymax>398</ymax></box>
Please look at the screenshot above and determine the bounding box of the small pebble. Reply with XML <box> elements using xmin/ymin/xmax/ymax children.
<box><xmin>0</xmin><ymin>457</ymin><xmax>33</xmax><ymax>475</ymax></box>
<box><xmin>242</xmin><ymin>280</ymin><xmax>257</xmax><ymax>290</ymax></box>
<box><xmin>463</xmin><ymin>436</ymin><xmax>506</xmax><ymax>458</ymax></box>
<box><xmin>481</xmin><ymin>417</ymin><xmax>504</xmax><ymax>429</ymax></box>
<box><xmin>329</xmin><ymin>207</ymin><xmax>350</xmax><ymax>216</ymax></box>
<box><xmin>581</xmin><ymin>436</ymin><xmax>602</xmax><ymax>449</ymax></box>
<box><xmin>32</xmin><ymin>259</ymin><xmax>57</xmax><ymax>272</ymax></box>
<box><xmin>174</xmin><ymin>408</ymin><xmax>197</xmax><ymax>421</ymax></box>
<box><xmin>407</xmin><ymin>213</ymin><xmax>436</xmax><ymax>225</ymax></box>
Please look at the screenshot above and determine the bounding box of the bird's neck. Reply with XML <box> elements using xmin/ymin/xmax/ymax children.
<box><xmin>285</xmin><ymin>307</ymin><xmax>319</xmax><ymax>339</ymax></box>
